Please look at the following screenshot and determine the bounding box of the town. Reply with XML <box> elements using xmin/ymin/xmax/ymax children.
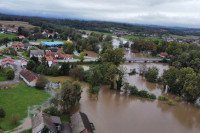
<box><xmin>0</xmin><ymin>3</ymin><xmax>200</xmax><ymax>133</ymax></box>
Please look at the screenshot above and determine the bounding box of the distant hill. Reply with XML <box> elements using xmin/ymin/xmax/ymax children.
<box><xmin>0</xmin><ymin>13</ymin><xmax>200</xmax><ymax>36</ymax></box>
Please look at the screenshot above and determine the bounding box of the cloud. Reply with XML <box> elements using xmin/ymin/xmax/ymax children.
<box><xmin>0</xmin><ymin>0</ymin><xmax>200</xmax><ymax>28</ymax></box>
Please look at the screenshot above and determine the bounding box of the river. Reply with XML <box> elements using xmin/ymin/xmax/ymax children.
<box><xmin>72</xmin><ymin>50</ymin><xmax>200</xmax><ymax>133</ymax></box>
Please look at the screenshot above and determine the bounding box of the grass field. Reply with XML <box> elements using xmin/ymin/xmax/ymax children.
<box><xmin>46</xmin><ymin>76</ymin><xmax>73</xmax><ymax>83</ymax></box>
<box><xmin>0</xmin><ymin>56</ymin><xmax>6</xmax><ymax>59</ymax></box>
<box><xmin>0</xmin><ymin>73</ymin><xmax>7</xmax><ymax>81</ymax></box>
<box><xmin>0</xmin><ymin>21</ymin><xmax>36</xmax><ymax>29</ymax></box>
<box><xmin>0</xmin><ymin>33</ymin><xmax>17</xmax><ymax>40</ymax></box>
<box><xmin>0</xmin><ymin>81</ymin><xmax>50</xmax><ymax>130</ymax></box>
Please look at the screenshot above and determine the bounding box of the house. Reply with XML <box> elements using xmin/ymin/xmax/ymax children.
<box><xmin>0</xmin><ymin>57</ymin><xmax>15</xmax><ymax>69</ymax></box>
<box><xmin>7</xmin><ymin>27</ymin><xmax>18</xmax><ymax>33</ymax></box>
<box><xmin>21</xmin><ymin>60</ymin><xmax>27</xmax><ymax>67</ymax></box>
<box><xmin>159</xmin><ymin>52</ymin><xmax>168</xmax><ymax>58</ymax></box>
<box><xmin>19</xmin><ymin>35</ymin><xmax>25</xmax><ymax>39</ymax></box>
<box><xmin>32</xmin><ymin>112</ymin><xmax>63</xmax><ymax>133</ymax></box>
<box><xmin>70</xmin><ymin>112</ymin><xmax>95</xmax><ymax>133</ymax></box>
<box><xmin>46</xmin><ymin>56</ymin><xmax>54</xmax><ymax>67</ymax></box>
<box><xmin>59</xmin><ymin>54</ymin><xmax>73</xmax><ymax>60</ymax></box>
<box><xmin>30</xmin><ymin>50</ymin><xmax>45</xmax><ymax>59</ymax></box>
<box><xmin>20</xmin><ymin>69</ymin><xmax>38</xmax><ymax>86</ymax></box>
<box><xmin>12</xmin><ymin>43</ymin><xmax>24</xmax><ymax>50</ymax></box>
<box><xmin>24</xmin><ymin>43</ymin><xmax>32</xmax><ymax>50</ymax></box>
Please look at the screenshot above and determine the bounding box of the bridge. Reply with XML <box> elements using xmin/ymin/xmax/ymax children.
<box><xmin>125</xmin><ymin>58</ymin><xmax>166</xmax><ymax>63</ymax></box>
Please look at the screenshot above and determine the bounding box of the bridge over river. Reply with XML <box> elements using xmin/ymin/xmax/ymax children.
<box><xmin>125</xmin><ymin>57</ymin><xmax>167</xmax><ymax>63</ymax></box>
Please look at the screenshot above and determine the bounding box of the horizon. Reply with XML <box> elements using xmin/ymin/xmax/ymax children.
<box><xmin>0</xmin><ymin>0</ymin><xmax>200</xmax><ymax>28</ymax></box>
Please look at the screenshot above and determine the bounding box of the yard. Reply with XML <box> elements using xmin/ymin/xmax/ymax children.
<box><xmin>0</xmin><ymin>71</ymin><xmax>7</xmax><ymax>81</ymax></box>
<box><xmin>46</xmin><ymin>76</ymin><xmax>73</xmax><ymax>83</ymax></box>
<box><xmin>0</xmin><ymin>82</ymin><xmax>50</xmax><ymax>130</ymax></box>
<box><xmin>0</xmin><ymin>56</ymin><xmax>6</xmax><ymax>59</ymax></box>
<box><xmin>0</xmin><ymin>33</ymin><xmax>17</xmax><ymax>40</ymax></box>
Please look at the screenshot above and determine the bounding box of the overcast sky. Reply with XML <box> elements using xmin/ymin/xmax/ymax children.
<box><xmin>0</xmin><ymin>0</ymin><xmax>200</xmax><ymax>28</ymax></box>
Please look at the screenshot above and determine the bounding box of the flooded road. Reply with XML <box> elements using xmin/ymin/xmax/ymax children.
<box><xmin>74</xmin><ymin>61</ymin><xmax>200</xmax><ymax>133</ymax></box>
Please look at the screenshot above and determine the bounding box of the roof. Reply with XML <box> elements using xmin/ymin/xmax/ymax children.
<box><xmin>20</xmin><ymin>69</ymin><xmax>38</xmax><ymax>82</ymax></box>
<box><xmin>12</xmin><ymin>43</ymin><xmax>24</xmax><ymax>47</ymax></box>
<box><xmin>59</xmin><ymin>54</ymin><xmax>73</xmax><ymax>58</ymax></box>
<box><xmin>2</xmin><ymin>57</ymin><xmax>14</xmax><ymax>62</ymax></box>
<box><xmin>30</xmin><ymin>50</ymin><xmax>45</xmax><ymax>56</ymax></box>
<box><xmin>2</xmin><ymin>61</ymin><xmax>14</xmax><ymax>66</ymax></box>
<box><xmin>50</xmin><ymin>116</ymin><xmax>62</xmax><ymax>124</ymax></box>
<box><xmin>32</xmin><ymin>112</ymin><xmax>58</xmax><ymax>133</ymax></box>
<box><xmin>70</xmin><ymin>112</ymin><xmax>93</xmax><ymax>133</ymax></box>
<box><xmin>46</xmin><ymin>52</ymin><xmax>58</xmax><ymax>57</ymax></box>
<box><xmin>21</xmin><ymin>60</ymin><xmax>27</xmax><ymax>63</ymax></box>
<box><xmin>42</xmin><ymin>41</ymin><xmax>64</xmax><ymax>46</ymax></box>
<box><xmin>46</xmin><ymin>56</ymin><xmax>54</xmax><ymax>61</ymax></box>
<box><xmin>19</xmin><ymin>35</ymin><xmax>25</xmax><ymax>38</ymax></box>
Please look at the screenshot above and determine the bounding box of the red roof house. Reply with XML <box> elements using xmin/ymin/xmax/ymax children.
<box><xmin>12</xmin><ymin>43</ymin><xmax>24</xmax><ymax>49</ymax></box>
<box><xmin>20</xmin><ymin>69</ymin><xmax>38</xmax><ymax>86</ymax></box>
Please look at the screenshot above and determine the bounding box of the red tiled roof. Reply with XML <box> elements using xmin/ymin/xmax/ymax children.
<box><xmin>12</xmin><ymin>43</ymin><xmax>24</xmax><ymax>47</ymax></box>
<box><xmin>19</xmin><ymin>35</ymin><xmax>25</xmax><ymax>38</ymax></box>
<box><xmin>46</xmin><ymin>56</ymin><xmax>54</xmax><ymax>61</ymax></box>
<box><xmin>159</xmin><ymin>52</ymin><xmax>168</xmax><ymax>57</ymax></box>
<box><xmin>46</xmin><ymin>52</ymin><xmax>57</xmax><ymax>57</ymax></box>
<box><xmin>21</xmin><ymin>60</ymin><xmax>27</xmax><ymax>63</ymax></box>
<box><xmin>20</xmin><ymin>69</ymin><xmax>38</xmax><ymax>82</ymax></box>
<box><xmin>57</xmin><ymin>48</ymin><xmax>63</xmax><ymax>53</ymax></box>
<box><xmin>2</xmin><ymin>57</ymin><xmax>14</xmax><ymax>62</ymax></box>
<box><xmin>53</xmin><ymin>60</ymin><xmax>58</xmax><ymax>63</ymax></box>
<box><xmin>59</xmin><ymin>54</ymin><xmax>73</xmax><ymax>58</ymax></box>
<box><xmin>2</xmin><ymin>61</ymin><xmax>14</xmax><ymax>66</ymax></box>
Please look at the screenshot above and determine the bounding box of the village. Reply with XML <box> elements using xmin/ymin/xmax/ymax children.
<box><xmin>0</xmin><ymin>24</ymin><xmax>97</xmax><ymax>133</ymax></box>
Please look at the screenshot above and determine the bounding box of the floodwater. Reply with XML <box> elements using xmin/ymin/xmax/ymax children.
<box><xmin>73</xmin><ymin>52</ymin><xmax>200</xmax><ymax>133</ymax></box>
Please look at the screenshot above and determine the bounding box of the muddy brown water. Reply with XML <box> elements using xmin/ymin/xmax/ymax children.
<box><xmin>73</xmin><ymin>62</ymin><xmax>200</xmax><ymax>133</ymax></box>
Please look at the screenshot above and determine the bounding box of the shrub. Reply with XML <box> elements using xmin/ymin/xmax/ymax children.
<box><xmin>43</xmin><ymin>106</ymin><xmax>60</xmax><ymax>116</ymax></box>
<box><xmin>194</xmin><ymin>103</ymin><xmax>200</xmax><ymax>109</ymax></box>
<box><xmin>36</xmin><ymin>75</ymin><xmax>48</xmax><ymax>90</ymax></box>
<box><xmin>158</xmin><ymin>96</ymin><xmax>168</xmax><ymax>101</ymax></box>
<box><xmin>168</xmin><ymin>99</ymin><xmax>174</xmax><ymax>105</ymax></box>
<box><xmin>6</xmin><ymin>69</ymin><xmax>15</xmax><ymax>80</ymax></box>
<box><xmin>10</xmin><ymin>114</ymin><xmax>19</xmax><ymax>125</ymax></box>
<box><xmin>175</xmin><ymin>96</ymin><xmax>181</xmax><ymax>102</ymax></box>
<box><xmin>0</xmin><ymin>107</ymin><xmax>6</xmax><ymax>118</ymax></box>
<box><xmin>138</xmin><ymin>90</ymin><xmax>149</xmax><ymax>98</ymax></box>
<box><xmin>149</xmin><ymin>93</ymin><xmax>156</xmax><ymax>100</ymax></box>
<box><xmin>130</xmin><ymin>86</ymin><xmax>138</xmax><ymax>95</ymax></box>
<box><xmin>129</xmin><ymin>69</ymin><xmax>136</xmax><ymax>75</ymax></box>
<box><xmin>88</xmin><ymin>86</ymin><xmax>100</xmax><ymax>94</ymax></box>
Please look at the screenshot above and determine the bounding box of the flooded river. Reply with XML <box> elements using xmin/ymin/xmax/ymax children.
<box><xmin>73</xmin><ymin>51</ymin><xmax>200</xmax><ymax>133</ymax></box>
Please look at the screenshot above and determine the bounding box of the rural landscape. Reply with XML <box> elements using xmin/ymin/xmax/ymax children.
<box><xmin>0</xmin><ymin>0</ymin><xmax>200</xmax><ymax>133</ymax></box>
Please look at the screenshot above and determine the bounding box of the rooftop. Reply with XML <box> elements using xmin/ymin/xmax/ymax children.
<box><xmin>42</xmin><ymin>41</ymin><xmax>64</xmax><ymax>46</ymax></box>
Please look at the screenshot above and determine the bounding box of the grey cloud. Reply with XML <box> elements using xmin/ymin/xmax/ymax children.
<box><xmin>0</xmin><ymin>0</ymin><xmax>199</xmax><ymax>28</ymax></box>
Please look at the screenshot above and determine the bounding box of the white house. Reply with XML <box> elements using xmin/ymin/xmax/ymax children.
<box><xmin>30</xmin><ymin>50</ymin><xmax>45</xmax><ymax>59</ymax></box>
<box><xmin>20</xmin><ymin>69</ymin><xmax>38</xmax><ymax>86</ymax></box>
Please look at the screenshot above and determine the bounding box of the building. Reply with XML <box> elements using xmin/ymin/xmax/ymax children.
<box><xmin>41</xmin><ymin>41</ymin><xmax>64</xmax><ymax>47</ymax></box>
<box><xmin>12</xmin><ymin>43</ymin><xmax>24</xmax><ymax>50</ymax></box>
<box><xmin>70</xmin><ymin>112</ymin><xmax>95</xmax><ymax>133</ymax></box>
<box><xmin>46</xmin><ymin>56</ymin><xmax>54</xmax><ymax>67</ymax></box>
<box><xmin>59</xmin><ymin>54</ymin><xmax>73</xmax><ymax>60</ymax></box>
<box><xmin>20</xmin><ymin>69</ymin><xmax>38</xmax><ymax>86</ymax></box>
<box><xmin>30</xmin><ymin>50</ymin><xmax>45</xmax><ymax>59</ymax></box>
<box><xmin>159</xmin><ymin>52</ymin><xmax>168</xmax><ymax>58</ymax></box>
<box><xmin>21</xmin><ymin>60</ymin><xmax>27</xmax><ymax>67</ymax></box>
<box><xmin>19</xmin><ymin>35</ymin><xmax>25</xmax><ymax>39</ymax></box>
<box><xmin>32</xmin><ymin>112</ymin><xmax>62</xmax><ymax>133</ymax></box>
<box><xmin>24</xmin><ymin>43</ymin><xmax>32</xmax><ymax>50</ymax></box>
<box><xmin>0</xmin><ymin>57</ymin><xmax>15</xmax><ymax>69</ymax></box>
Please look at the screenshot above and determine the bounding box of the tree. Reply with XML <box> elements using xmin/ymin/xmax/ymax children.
<box><xmin>43</xmin><ymin>106</ymin><xmax>60</xmax><ymax>116</ymax></box>
<box><xmin>145</xmin><ymin>66</ymin><xmax>159</xmax><ymax>82</ymax></box>
<box><xmin>27</xmin><ymin>60</ymin><xmax>36</xmax><ymax>71</ymax></box>
<box><xmin>69</xmin><ymin>67</ymin><xmax>85</xmax><ymax>81</ymax></box>
<box><xmin>6</xmin><ymin>69</ymin><xmax>15</xmax><ymax>80</ymax></box>
<box><xmin>88</xmin><ymin>65</ymin><xmax>103</xmax><ymax>87</ymax></box>
<box><xmin>0</xmin><ymin>107</ymin><xmax>5</xmax><ymax>118</ymax></box>
<box><xmin>80</xmin><ymin>52</ymin><xmax>85</xmax><ymax>62</ymax></box>
<box><xmin>59</xmin><ymin>81</ymin><xmax>82</xmax><ymax>112</ymax></box>
<box><xmin>36</xmin><ymin>75</ymin><xmax>48</xmax><ymax>90</ymax></box>
<box><xmin>101</xmin><ymin>48</ymin><xmax>125</xmax><ymax>66</ymax></box>
<box><xmin>63</xmin><ymin>43</ymin><xmax>75</xmax><ymax>54</ymax></box>
<box><xmin>104</xmin><ymin>35</ymin><xmax>112</xmax><ymax>42</ymax></box>
<box><xmin>59</xmin><ymin>62</ymin><xmax>70</xmax><ymax>75</ymax></box>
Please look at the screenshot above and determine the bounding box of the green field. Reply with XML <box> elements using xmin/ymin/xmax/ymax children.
<box><xmin>0</xmin><ymin>73</ymin><xmax>7</xmax><ymax>81</ymax></box>
<box><xmin>0</xmin><ymin>56</ymin><xmax>6</xmax><ymax>59</ymax></box>
<box><xmin>37</xmin><ymin>38</ymin><xmax>64</xmax><ymax>42</ymax></box>
<box><xmin>0</xmin><ymin>33</ymin><xmax>17</xmax><ymax>40</ymax></box>
<box><xmin>0</xmin><ymin>82</ymin><xmax>50</xmax><ymax>130</ymax></box>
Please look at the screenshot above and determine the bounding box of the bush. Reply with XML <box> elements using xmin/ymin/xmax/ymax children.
<box><xmin>43</xmin><ymin>106</ymin><xmax>60</xmax><ymax>116</ymax></box>
<box><xmin>138</xmin><ymin>90</ymin><xmax>149</xmax><ymax>98</ymax></box>
<box><xmin>175</xmin><ymin>96</ymin><xmax>181</xmax><ymax>102</ymax></box>
<box><xmin>194</xmin><ymin>103</ymin><xmax>200</xmax><ymax>109</ymax></box>
<box><xmin>36</xmin><ymin>75</ymin><xmax>48</xmax><ymax>90</ymax></box>
<box><xmin>168</xmin><ymin>99</ymin><xmax>174</xmax><ymax>105</ymax></box>
<box><xmin>6</xmin><ymin>69</ymin><xmax>15</xmax><ymax>80</ymax></box>
<box><xmin>149</xmin><ymin>93</ymin><xmax>156</xmax><ymax>100</ymax></box>
<box><xmin>10</xmin><ymin>114</ymin><xmax>19</xmax><ymax>125</ymax></box>
<box><xmin>129</xmin><ymin>69</ymin><xmax>136</xmax><ymax>75</ymax></box>
<box><xmin>0</xmin><ymin>107</ymin><xmax>6</xmax><ymax>118</ymax></box>
<box><xmin>158</xmin><ymin>96</ymin><xmax>168</xmax><ymax>101</ymax></box>
<box><xmin>130</xmin><ymin>86</ymin><xmax>138</xmax><ymax>95</ymax></box>
<box><xmin>88</xmin><ymin>86</ymin><xmax>100</xmax><ymax>94</ymax></box>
